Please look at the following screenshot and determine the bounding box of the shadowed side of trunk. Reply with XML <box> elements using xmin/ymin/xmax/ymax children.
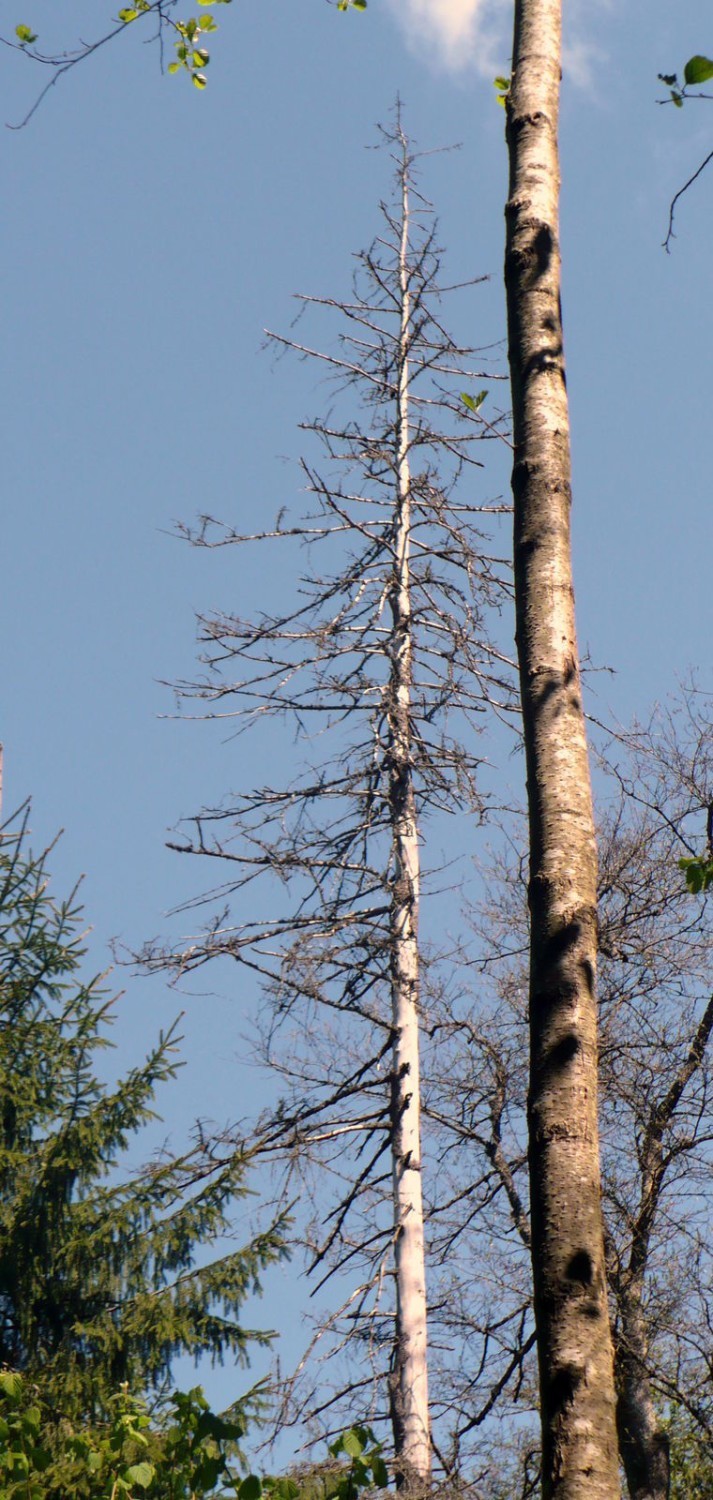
<box><xmin>615</xmin><ymin>1291</ymin><xmax>670</xmax><ymax>1500</ymax></box>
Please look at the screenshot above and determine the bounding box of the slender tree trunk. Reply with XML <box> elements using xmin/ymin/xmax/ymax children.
<box><xmin>503</xmin><ymin>4</ymin><xmax>620</xmax><ymax>1495</ymax></box>
<box><xmin>387</xmin><ymin>142</ymin><xmax>431</xmax><ymax>1492</ymax></box>
<box><xmin>613</xmin><ymin>991</ymin><xmax>713</xmax><ymax>1499</ymax></box>
<box><xmin>615</xmin><ymin>1288</ymin><xmax>669</xmax><ymax>1500</ymax></box>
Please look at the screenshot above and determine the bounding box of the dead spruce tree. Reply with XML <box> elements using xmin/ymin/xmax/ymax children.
<box><xmin>145</xmin><ymin>122</ymin><xmax>514</xmax><ymax>1489</ymax></box>
<box><xmin>504</xmin><ymin>3</ymin><xmax>620</xmax><ymax>1494</ymax></box>
<box><xmin>423</xmin><ymin>690</ymin><xmax>713</xmax><ymax>1500</ymax></box>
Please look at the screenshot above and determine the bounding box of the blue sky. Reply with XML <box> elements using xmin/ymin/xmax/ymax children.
<box><xmin>2</xmin><ymin>0</ymin><xmax>712</xmax><ymax>1449</ymax></box>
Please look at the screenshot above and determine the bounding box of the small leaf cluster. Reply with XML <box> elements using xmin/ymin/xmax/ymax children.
<box><xmin>0</xmin><ymin>1370</ymin><xmax>51</xmax><ymax>1497</ymax></box>
<box><xmin>236</xmin><ymin>1428</ymin><xmax>387</xmax><ymax>1500</ymax></box>
<box><xmin>157</xmin><ymin>1387</ymin><xmax>246</xmax><ymax>1499</ymax></box>
<box><xmin>666</xmin><ymin>1403</ymin><xmax>713</xmax><ymax>1500</ymax></box>
<box><xmin>679</xmin><ymin>855</ymin><xmax>713</xmax><ymax>894</ymax></box>
<box><xmin>169</xmin><ymin>5</ymin><xmax>227</xmax><ymax>91</ymax></box>
<box><xmin>0</xmin><ymin>1379</ymin><xmax>387</xmax><ymax>1500</ymax></box>
<box><xmin>336</xmin><ymin>1</ymin><xmax>367</xmax><ymax>13</ymax></box>
<box><xmin>0</xmin><ymin>1375</ymin><xmax>250</xmax><ymax>1499</ymax></box>
<box><xmin>117</xmin><ymin>2</ymin><xmax>153</xmax><ymax>23</ymax></box>
<box><xmin>0</xmin><ymin>1374</ymin><xmax>157</xmax><ymax>1499</ymax></box>
<box><xmin>325</xmin><ymin>1428</ymin><xmax>388</xmax><ymax>1497</ymax></box>
<box><xmin>116</xmin><ymin>0</ymin><xmax>233</xmax><ymax>89</ymax></box>
<box><xmin>659</xmin><ymin>55</ymin><xmax>713</xmax><ymax>107</ymax></box>
<box><xmin>12</xmin><ymin>2</ymin><xmax>234</xmax><ymax>96</ymax></box>
<box><xmin>493</xmin><ymin>75</ymin><xmax>510</xmax><ymax>108</ymax></box>
<box><xmin>460</xmin><ymin>389</ymin><xmax>488</xmax><ymax>414</ymax></box>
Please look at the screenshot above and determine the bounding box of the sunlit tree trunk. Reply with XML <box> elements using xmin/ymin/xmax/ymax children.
<box><xmin>387</xmin><ymin>145</ymin><xmax>431</xmax><ymax>1492</ymax></box>
<box><xmin>503</xmin><ymin>3</ymin><xmax>620</xmax><ymax>1494</ymax></box>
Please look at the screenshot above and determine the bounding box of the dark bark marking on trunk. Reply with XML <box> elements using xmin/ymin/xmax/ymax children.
<box><xmin>566</xmin><ymin>1251</ymin><xmax>592</xmax><ymax>1285</ymax></box>
<box><xmin>546</xmin><ymin>1033</ymin><xmax>582</xmax><ymax>1070</ymax></box>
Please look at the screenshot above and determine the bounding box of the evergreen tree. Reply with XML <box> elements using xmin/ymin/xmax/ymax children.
<box><xmin>0</xmin><ymin>803</ymin><xmax>287</xmax><ymax>1424</ymax></box>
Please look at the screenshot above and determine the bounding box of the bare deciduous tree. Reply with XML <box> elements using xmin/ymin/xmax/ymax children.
<box><xmin>421</xmin><ymin>691</ymin><xmax>713</xmax><ymax>1500</ymax></box>
<box><xmin>144</xmin><ymin>119</ymin><xmax>514</xmax><ymax>1490</ymax></box>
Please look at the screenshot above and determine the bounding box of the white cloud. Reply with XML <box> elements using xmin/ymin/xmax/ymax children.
<box><xmin>562</xmin><ymin>33</ymin><xmax>606</xmax><ymax>93</ymax></box>
<box><xmin>563</xmin><ymin>0</ymin><xmax>611</xmax><ymax>94</ymax></box>
<box><xmin>385</xmin><ymin>0</ymin><xmax>511</xmax><ymax>76</ymax></box>
<box><xmin>386</xmin><ymin>0</ymin><xmax>609</xmax><ymax>88</ymax></box>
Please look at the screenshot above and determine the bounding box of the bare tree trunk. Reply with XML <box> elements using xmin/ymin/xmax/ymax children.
<box><xmin>613</xmin><ymin>992</ymin><xmax>713</xmax><ymax>1500</ymax></box>
<box><xmin>387</xmin><ymin>142</ymin><xmax>431</xmax><ymax>1492</ymax></box>
<box><xmin>149</xmin><ymin>118</ymin><xmax>512</xmax><ymax>1464</ymax></box>
<box><xmin>615</xmin><ymin>1289</ymin><xmax>670</xmax><ymax>1500</ymax></box>
<box><xmin>504</xmin><ymin>3</ymin><xmax>620</xmax><ymax>1495</ymax></box>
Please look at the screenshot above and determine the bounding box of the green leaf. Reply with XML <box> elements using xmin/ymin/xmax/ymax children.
<box><xmin>0</xmin><ymin>1374</ymin><xmax>23</xmax><ymax>1400</ymax></box>
<box><xmin>125</xmin><ymin>1461</ymin><xmax>156</xmax><ymax>1488</ymax></box>
<box><xmin>193</xmin><ymin>48</ymin><xmax>210</xmax><ymax>64</ymax></box>
<box><xmin>192</xmin><ymin>71</ymin><xmax>207</xmax><ymax>87</ymax></box>
<box><xmin>461</xmin><ymin>390</ymin><xmax>487</xmax><ymax>413</ymax></box>
<box><xmin>268</xmin><ymin>1482</ymin><xmax>300</xmax><ymax>1500</ymax></box>
<box><xmin>372</xmin><ymin>1458</ymin><xmax>389</xmax><ymax>1488</ymax></box>
<box><xmin>672</xmin><ymin>90</ymin><xmax>684</xmax><ymax>107</ymax></box>
<box><xmin>341</xmin><ymin>1429</ymin><xmax>366</xmax><ymax>1459</ymax></box>
<box><xmin>679</xmin><ymin>856</ymin><xmax>707</xmax><ymax>893</ymax></box>
<box><xmin>117</xmin><ymin>7</ymin><xmax>140</xmax><ymax>20</ymax></box>
<box><xmin>15</xmin><ymin>24</ymin><xmax>38</xmax><ymax>44</ymax></box>
<box><xmin>683</xmin><ymin>55</ymin><xmax>713</xmax><ymax>86</ymax></box>
<box><xmin>168</xmin><ymin>60</ymin><xmax>181</xmax><ymax>73</ymax></box>
<box><xmin>239</xmin><ymin>1476</ymin><xmax>263</xmax><ymax>1500</ymax></box>
<box><xmin>494</xmin><ymin>75</ymin><xmax>510</xmax><ymax>91</ymax></box>
<box><xmin>31</xmin><ymin>1446</ymin><xmax>52</xmax><ymax>1474</ymax></box>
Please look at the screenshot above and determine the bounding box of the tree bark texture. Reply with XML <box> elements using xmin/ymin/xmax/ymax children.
<box><xmin>504</xmin><ymin>4</ymin><xmax>620</xmax><ymax>1495</ymax></box>
<box><xmin>387</xmin><ymin>153</ymin><xmax>431</xmax><ymax>1491</ymax></box>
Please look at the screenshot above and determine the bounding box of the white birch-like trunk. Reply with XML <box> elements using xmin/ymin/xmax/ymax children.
<box><xmin>387</xmin><ymin>146</ymin><xmax>431</xmax><ymax>1491</ymax></box>
<box><xmin>504</xmin><ymin>3</ymin><xmax>620</xmax><ymax>1495</ymax></box>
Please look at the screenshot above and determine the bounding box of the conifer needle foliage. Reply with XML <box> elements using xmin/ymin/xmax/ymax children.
<box><xmin>0</xmin><ymin>805</ymin><xmax>288</xmax><ymax>1426</ymax></box>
